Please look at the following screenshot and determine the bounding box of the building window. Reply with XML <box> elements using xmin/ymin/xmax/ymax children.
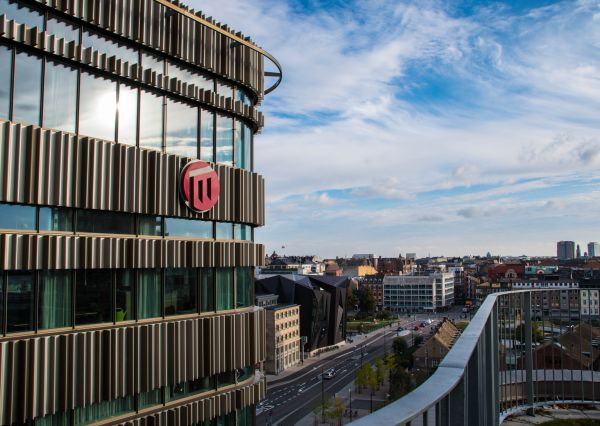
<box><xmin>43</xmin><ymin>60</ymin><xmax>77</xmax><ymax>133</ymax></box>
<box><xmin>166</xmin><ymin>99</ymin><xmax>198</xmax><ymax>158</ymax></box>
<box><xmin>0</xmin><ymin>44</ymin><xmax>11</xmax><ymax>120</ymax></box>
<box><xmin>13</xmin><ymin>50</ymin><xmax>41</xmax><ymax>125</ymax></box>
<box><xmin>164</xmin><ymin>217</ymin><xmax>213</xmax><ymax>238</ymax></box>
<box><xmin>138</xmin><ymin>388</ymin><xmax>163</xmax><ymax>409</ymax></box>
<box><xmin>215</xmin><ymin>222</ymin><xmax>233</xmax><ymax>240</ymax></box>
<box><xmin>38</xmin><ymin>270</ymin><xmax>72</xmax><ymax>330</ymax></box>
<box><xmin>6</xmin><ymin>271</ymin><xmax>34</xmax><ymax>333</ymax></box>
<box><xmin>73</xmin><ymin>395</ymin><xmax>134</xmax><ymax>425</ymax></box>
<box><xmin>200</xmin><ymin>109</ymin><xmax>214</xmax><ymax>162</ymax></box>
<box><xmin>166</xmin><ymin>376</ymin><xmax>214</xmax><ymax>401</ymax></box>
<box><xmin>236</xmin><ymin>268</ymin><xmax>252</xmax><ymax>308</ymax></box>
<box><xmin>139</xmin><ymin>89</ymin><xmax>164</xmax><ymax>151</ymax></box>
<box><xmin>164</xmin><ymin>268</ymin><xmax>197</xmax><ymax>316</ymax></box>
<box><xmin>216</xmin><ymin>268</ymin><xmax>234</xmax><ymax>311</ymax></box>
<box><xmin>200</xmin><ymin>268</ymin><xmax>215</xmax><ymax>312</ymax></box>
<box><xmin>138</xmin><ymin>215</ymin><xmax>162</xmax><ymax>236</ymax></box>
<box><xmin>76</xmin><ymin>209</ymin><xmax>135</xmax><ymax>235</ymax></box>
<box><xmin>142</xmin><ymin>51</ymin><xmax>164</xmax><ymax>75</ymax></box>
<box><xmin>216</xmin><ymin>80</ymin><xmax>233</xmax><ymax>99</ymax></box>
<box><xmin>46</xmin><ymin>14</ymin><xmax>79</xmax><ymax>42</ymax></box>
<box><xmin>79</xmin><ymin>71</ymin><xmax>117</xmax><ymax>141</ymax></box>
<box><xmin>115</xmin><ymin>270</ymin><xmax>134</xmax><ymax>322</ymax></box>
<box><xmin>137</xmin><ymin>269</ymin><xmax>162</xmax><ymax>319</ymax></box>
<box><xmin>82</xmin><ymin>29</ymin><xmax>138</xmax><ymax>64</ymax></box>
<box><xmin>234</xmin><ymin>224</ymin><xmax>252</xmax><ymax>241</ymax></box>
<box><xmin>39</xmin><ymin>207</ymin><xmax>73</xmax><ymax>232</ymax></box>
<box><xmin>117</xmin><ymin>84</ymin><xmax>138</xmax><ymax>146</ymax></box>
<box><xmin>0</xmin><ymin>203</ymin><xmax>36</xmax><ymax>230</ymax></box>
<box><xmin>216</xmin><ymin>114</ymin><xmax>233</xmax><ymax>166</ymax></box>
<box><xmin>0</xmin><ymin>0</ymin><xmax>44</xmax><ymax>29</ymax></box>
<box><xmin>75</xmin><ymin>269</ymin><xmax>112</xmax><ymax>325</ymax></box>
<box><xmin>234</xmin><ymin>120</ymin><xmax>251</xmax><ymax>170</ymax></box>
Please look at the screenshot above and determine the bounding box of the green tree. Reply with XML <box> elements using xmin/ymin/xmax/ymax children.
<box><xmin>375</xmin><ymin>357</ymin><xmax>385</xmax><ymax>387</ymax></box>
<box><xmin>359</xmin><ymin>286</ymin><xmax>376</xmax><ymax>314</ymax></box>
<box><xmin>347</xmin><ymin>286</ymin><xmax>358</xmax><ymax>310</ymax></box>
<box><xmin>393</xmin><ymin>337</ymin><xmax>412</xmax><ymax>368</ymax></box>
<box><xmin>326</xmin><ymin>396</ymin><xmax>346</xmax><ymax>426</ymax></box>
<box><xmin>389</xmin><ymin>367</ymin><xmax>412</xmax><ymax>400</ymax></box>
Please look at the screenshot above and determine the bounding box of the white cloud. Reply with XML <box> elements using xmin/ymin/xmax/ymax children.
<box><xmin>189</xmin><ymin>0</ymin><xmax>600</xmax><ymax>256</ymax></box>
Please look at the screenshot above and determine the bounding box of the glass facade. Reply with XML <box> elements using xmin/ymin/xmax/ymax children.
<box><xmin>0</xmin><ymin>2</ymin><xmax>268</xmax><ymax>423</ymax></box>
<box><xmin>13</xmin><ymin>50</ymin><xmax>41</xmax><ymax>125</ymax></box>
<box><xmin>38</xmin><ymin>271</ymin><xmax>72</xmax><ymax>329</ymax></box>
<box><xmin>43</xmin><ymin>60</ymin><xmax>77</xmax><ymax>133</ymax></box>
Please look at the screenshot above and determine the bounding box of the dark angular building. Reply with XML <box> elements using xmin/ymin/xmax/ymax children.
<box><xmin>0</xmin><ymin>0</ymin><xmax>281</xmax><ymax>424</ymax></box>
<box><xmin>255</xmin><ymin>275</ymin><xmax>348</xmax><ymax>352</ymax></box>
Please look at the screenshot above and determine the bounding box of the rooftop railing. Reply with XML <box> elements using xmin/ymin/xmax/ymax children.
<box><xmin>352</xmin><ymin>289</ymin><xmax>600</xmax><ymax>425</ymax></box>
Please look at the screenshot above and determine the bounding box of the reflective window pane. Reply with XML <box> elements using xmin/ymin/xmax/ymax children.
<box><xmin>139</xmin><ymin>388</ymin><xmax>162</xmax><ymax>409</ymax></box>
<box><xmin>244</xmin><ymin>123</ymin><xmax>252</xmax><ymax>171</ymax></box>
<box><xmin>138</xmin><ymin>215</ymin><xmax>162</xmax><ymax>236</ymax></box>
<box><xmin>200</xmin><ymin>109</ymin><xmax>214</xmax><ymax>162</ymax></box>
<box><xmin>216</xmin><ymin>268</ymin><xmax>234</xmax><ymax>311</ymax></box>
<box><xmin>166</xmin><ymin>99</ymin><xmax>197</xmax><ymax>158</ymax></box>
<box><xmin>215</xmin><ymin>222</ymin><xmax>233</xmax><ymax>240</ymax></box>
<box><xmin>0</xmin><ymin>203</ymin><xmax>36</xmax><ymax>230</ymax></box>
<box><xmin>139</xmin><ymin>90</ymin><xmax>163</xmax><ymax>151</ymax></box>
<box><xmin>74</xmin><ymin>395</ymin><xmax>134</xmax><ymax>425</ymax></box>
<box><xmin>43</xmin><ymin>60</ymin><xmax>77</xmax><ymax>133</ymax></box>
<box><xmin>47</xmin><ymin>15</ymin><xmax>79</xmax><ymax>43</ymax></box>
<box><xmin>38</xmin><ymin>270</ymin><xmax>72</xmax><ymax>329</ymax></box>
<box><xmin>142</xmin><ymin>51</ymin><xmax>164</xmax><ymax>75</ymax></box>
<box><xmin>216</xmin><ymin>81</ymin><xmax>233</xmax><ymax>99</ymax></box>
<box><xmin>165</xmin><ymin>268</ymin><xmax>197</xmax><ymax>316</ymax></box>
<box><xmin>236</xmin><ymin>268</ymin><xmax>252</xmax><ymax>309</ymax></box>
<box><xmin>6</xmin><ymin>271</ymin><xmax>34</xmax><ymax>333</ymax></box>
<box><xmin>79</xmin><ymin>71</ymin><xmax>116</xmax><ymax>141</ymax></box>
<box><xmin>75</xmin><ymin>269</ymin><xmax>112</xmax><ymax>325</ymax></box>
<box><xmin>200</xmin><ymin>268</ymin><xmax>214</xmax><ymax>313</ymax></box>
<box><xmin>0</xmin><ymin>0</ymin><xmax>44</xmax><ymax>28</ymax></box>
<box><xmin>168</xmin><ymin>62</ymin><xmax>212</xmax><ymax>91</ymax></box>
<box><xmin>76</xmin><ymin>210</ymin><xmax>135</xmax><ymax>234</ymax></box>
<box><xmin>138</xmin><ymin>269</ymin><xmax>162</xmax><ymax>319</ymax></box>
<box><xmin>164</xmin><ymin>218</ymin><xmax>213</xmax><ymax>238</ymax></box>
<box><xmin>167</xmin><ymin>376</ymin><xmax>214</xmax><ymax>401</ymax></box>
<box><xmin>118</xmin><ymin>84</ymin><xmax>138</xmax><ymax>146</ymax></box>
<box><xmin>13</xmin><ymin>50</ymin><xmax>41</xmax><ymax>125</ymax></box>
<box><xmin>0</xmin><ymin>44</ymin><xmax>11</xmax><ymax>120</ymax></box>
<box><xmin>236</xmin><ymin>87</ymin><xmax>252</xmax><ymax>107</ymax></box>
<box><xmin>234</xmin><ymin>224</ymin><xmax>252</xmax><ymax>241</ymax></box>
<box><xmin>82</xmin><ymin>30</ymin><xmax>138</xmax><ymax>64</ymax></box>
<box><xmin>216</xmin><ymin>114</ymin><xmax>233</xmax><ymax>166</ymax></box>
<box><xmin>116</xmin><ymin>270</ymin><xmax>133</xmax><ymax>322</ymax></box>
<box><xmin>39</xmin><ymin>207</ymin><xmax>73</xmax><ymax>231</ymax></box>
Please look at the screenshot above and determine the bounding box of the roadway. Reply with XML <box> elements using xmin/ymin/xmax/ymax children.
<box><xmin>255</xmin><ymin>309</ymin><xmax>465</xmax><ymax>425</ymax></box>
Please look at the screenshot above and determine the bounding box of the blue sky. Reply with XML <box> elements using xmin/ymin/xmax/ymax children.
<box><xmin>191</xmin><ymin>0</ymin><xmax>600</xmax><ymax>257</ymax></box>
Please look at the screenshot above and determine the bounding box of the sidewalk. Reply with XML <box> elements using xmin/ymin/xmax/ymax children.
<box><xmin>266</xmin><ymin>321</ymin><xmax>401</xmax><ymax>388</ymax></box>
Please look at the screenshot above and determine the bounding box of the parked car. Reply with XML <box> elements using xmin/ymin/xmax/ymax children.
<box><xmin>414</xmin><ymin>326</ymin><xmax>420</xmax><ymax>331</ymax></box>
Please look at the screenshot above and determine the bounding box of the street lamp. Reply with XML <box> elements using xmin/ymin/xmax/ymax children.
<box><xmin>349</xmin><ymin>388</ymin><xmax>353</xmax><ymax>420</ymax></box>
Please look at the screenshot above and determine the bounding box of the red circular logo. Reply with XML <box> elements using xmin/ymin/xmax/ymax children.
<box><xmin>180</xmin><ymin>161</ymin><xmax>220</xmax><ymax>212</ymax></box>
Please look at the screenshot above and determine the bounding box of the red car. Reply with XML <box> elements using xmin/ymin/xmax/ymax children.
<box><xmin>414</xmin><ymin>326</ymin><xmax>420</xmax><ymax>331</ymax></box>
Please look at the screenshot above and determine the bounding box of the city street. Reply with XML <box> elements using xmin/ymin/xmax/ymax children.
<box><xmin>256</xmin><ymin>306</ymin><xmax>467</xmax><ymax>425</ymax></box>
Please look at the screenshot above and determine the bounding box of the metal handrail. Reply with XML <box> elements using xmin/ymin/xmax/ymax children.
<box><xmin>351</xmin><ymin>289</ymin><xmax>600</xmax><ymax>425</ymax></box>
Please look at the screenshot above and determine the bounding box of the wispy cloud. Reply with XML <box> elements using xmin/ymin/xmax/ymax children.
<box><xmin>191</xmin><ymin>0</ymin><xmax>600</xmax><ymax>256</ymax></box>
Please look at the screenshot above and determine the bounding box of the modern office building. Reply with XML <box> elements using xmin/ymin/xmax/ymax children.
<box><xmin>255</xmin><ymin>274</ymin><xmax>348</xmax><ymax>352</ymax></box>
<box><xmin>383</xmin><ymin>272</ymin><xmax>454</xmax><ymax>312</ymax></box>
<box><xmin>588</xmin><ymin>242</ymin><xmax>600</xmax><ymax>257</ymax></box>
<box><xmin>557</xmin><ymin>240</ymin><xmax>576</xmax><ymax>260</ymax></box>
<box><xmin>0</xmin><ymin>0</ymin><xmax>281</xmax><ymax>424</ymax></box>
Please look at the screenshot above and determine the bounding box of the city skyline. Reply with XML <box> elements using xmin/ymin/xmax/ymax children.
<box><xmin>191</xmin><ymin>0</ymin><xmax>600</xmax><ymax>257</ymax></box>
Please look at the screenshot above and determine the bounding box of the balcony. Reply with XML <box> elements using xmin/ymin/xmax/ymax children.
<box><xmin>352</xmin><ymin>289</ymin><xmax>600</xmax><ymax>425</ymax></box>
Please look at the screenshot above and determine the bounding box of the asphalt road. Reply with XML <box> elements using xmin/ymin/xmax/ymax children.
<box><xmin>256</xmin><ymin>306</ymin><xmax>470</xmax><ymax>425</ymax></box>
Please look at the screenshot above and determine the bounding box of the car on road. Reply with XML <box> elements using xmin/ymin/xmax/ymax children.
<box><xmin>323</xmin><ymin>369</ymin><xmax>335</xmax><ymax>380</ymax></box>
<box><xmin>414</xmin><ymin>326</ymin><xmax>420</xmax><ymax>331</ymax></box>
<box><xmin>396</xmin><ymin>326</ymin><xmax>404</xmax><ymax>331</ymax></box>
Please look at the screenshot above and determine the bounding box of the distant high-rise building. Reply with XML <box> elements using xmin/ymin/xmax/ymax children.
<box><xmin>557</xmin><ymin>241</ymin><xmax>576</xmax><ymax>260</ymax></box>
<box><xmin>577</xmin><ymin>244</ymin><xmax>582</xmax><ymax>258</ymax></box>
<box><xmin>406</xmin><ymin>253</ymin><xmax>417</xmax><ymax>260</ymax></box>
<box><xmin>589</xmin><ymin>242</ymin><xmax>600</xmax><ymax>257</ymax></box>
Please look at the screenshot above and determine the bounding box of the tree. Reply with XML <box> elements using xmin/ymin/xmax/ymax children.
<box><xmin>393</xmin><ymin>337</ymin><xmax>412</xmax><ymax>368</ymax></box>
<box><xmin>375</xmin><ymin>357</ymin><xmax>385</xmax><ymax>387</ymax></box>
<box><xmin>347</xmin><ymin>286</ymin><xmax>358</xmax><ymax>310</ymax></box>
<box><xmin>389</xmin><ymin>367</ymin><xmax>412</xmax><ymax>400</ymax></box>
<box><xmin>355</xmin><ymin>364</ymin><xmax>370</xmax><ymax>392</ymax></box>
<box><xmin>359</xmin><ymin>286</ymin><xmax>376</xmax><ymax>315</ymax></box>
<box><xmin>326</xmin><ymin>396</ymin><xmax>346</xmax><ymax>426</ymax></box>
